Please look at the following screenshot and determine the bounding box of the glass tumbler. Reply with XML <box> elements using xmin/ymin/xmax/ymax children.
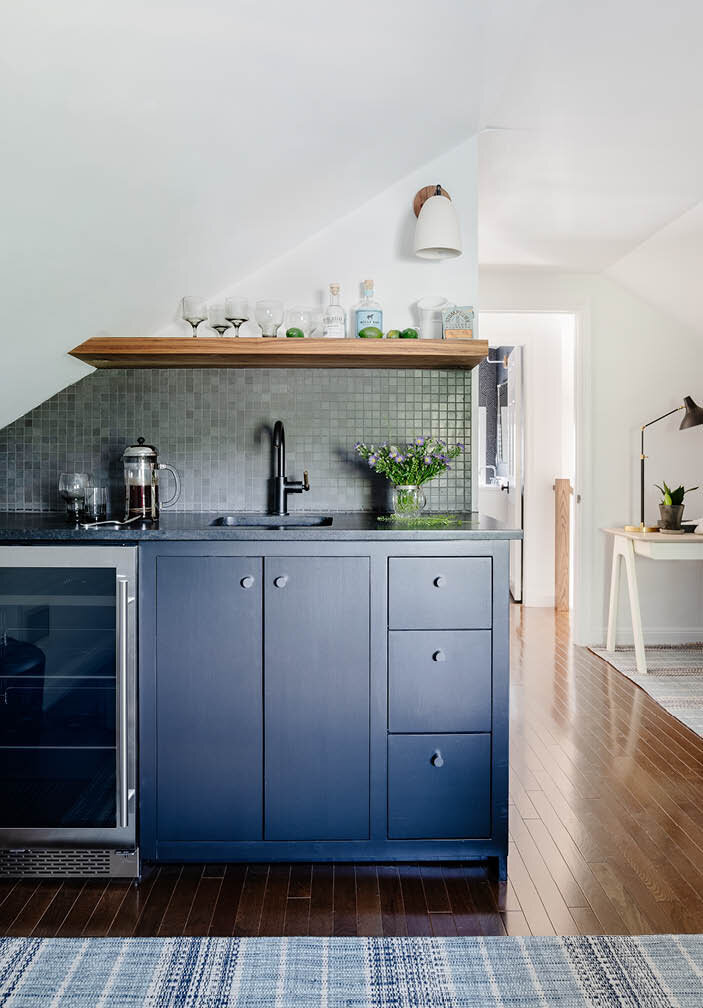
<box><xmin>83</xmin><ymin>486</ymin><xmax>108</xmax><ymax>522</ymax></box>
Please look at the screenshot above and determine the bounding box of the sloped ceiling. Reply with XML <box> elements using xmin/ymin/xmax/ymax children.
<box><xmin>479</xmin><ymin>0</ymin><xmax>703</xmax><ymax>269</ymax></box>
<box><xmin>606</xmin><ymin>202</ymin><xmax>703</xmax><ymax>335</ymax></box>
<box><xmin>3</xmin><ymin>0</ymin><xmax>703</xmax><ymax>430</ymax></box>
<box><xmin>0</xmin><ymin>0</ymin><xmax>540</xmax><ymax>428</ymax></box>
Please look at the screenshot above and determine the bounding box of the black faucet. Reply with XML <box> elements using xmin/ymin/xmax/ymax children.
<box><xmin>271</xmin><ymin>420</ymin><xmax>310</xmax><ymax>515</ymax></box>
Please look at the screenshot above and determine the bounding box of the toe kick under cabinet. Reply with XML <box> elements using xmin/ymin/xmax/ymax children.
<box><xmin>139</xmin><ymin>539</ymin><xmax>510</xmax><ymax>878</ymax></box>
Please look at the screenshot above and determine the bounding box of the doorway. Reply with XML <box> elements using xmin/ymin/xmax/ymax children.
<box><xmin>475</xmin><ymin>313</ymin><xmax>576</xmax><ymax>608</ymax></box>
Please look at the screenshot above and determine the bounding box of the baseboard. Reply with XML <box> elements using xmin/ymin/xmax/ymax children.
<box><xmin>590</xmin><ymin>626</ymin><xmax>703</xmax><ymax>648</ymax></box>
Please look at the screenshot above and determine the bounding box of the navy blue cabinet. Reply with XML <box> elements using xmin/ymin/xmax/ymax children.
<box><xmin>264</xmin><ymin>557</ymin><xmax>370</xmax><ymax>840</ymax></box>
<box><xmin>388</xmin><ymin>630</ymin><xmax>491</xmax><ymax>733</ymax></box>
<box><xmin>153</xmin><ymin>556</ymin><xmax>263</xmax><ymax>843</ymax></box>
<box><xmin>139</xmin><ymin>539</ymin><xmax>509</xmax><ymax>877</ymax></box>
<box><xmin>388</xmin><ymin>557</ymin><xmax>492</xmax><ymax>630</ymax></box>
<box><xmin>388</xmin><ymin>733</ymin><xmax>491</xmax><ymax>839</ymax></box>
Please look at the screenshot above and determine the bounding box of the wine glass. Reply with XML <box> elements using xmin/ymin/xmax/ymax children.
<box><xmin>285</xmin><ymin>306</ymin><xmax>313</xmax><ymax>338</ymax></box>
<box><xmin>181</xmin><ymin>296</ymin><xmax>207</xmax><ymax>337</ymax></box>
<box><xmin>58</xmin><ymin>472</ymin><xmax>91</xmax><ymax>521</ymax></box>
<box><xmin>208</xmin><ymin>303</ymin><xmax>231</xmax><ymax>336</ymax></box>
<box><xmin>224</xmin><ymin>297</ymin><xmax>250</xmax><ymax>336</ymax></box>
<box><xmin>255</xmin><ymin>299</ymin><xmax>284</xmax><ymax>338</ymax></box>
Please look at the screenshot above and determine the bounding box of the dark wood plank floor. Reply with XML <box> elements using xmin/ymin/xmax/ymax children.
<box><xmin>3</xmin><ymin>605</ymin><xmax>703</xmax><ymax>937</ymax></box>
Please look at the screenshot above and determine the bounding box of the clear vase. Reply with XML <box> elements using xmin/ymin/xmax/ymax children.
<box><xmin>392</xmin><ymin>484</ymin><xmax>427</xmax><ymax>515</ymax></box>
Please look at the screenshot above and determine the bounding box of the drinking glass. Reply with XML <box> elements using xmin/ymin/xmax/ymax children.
<box><xmin>58</xmin><ymin>472</ymin><xmax>91</xmax><ymax>521</ymax></box>
<box><xmin>255</xmin><ymin>299</ymin><xmax>284</xmax><ymax>338</ymax></box>
<box><xmin>208</xmin><ymin>303</ymin><xmax>231</xmax><ymax>336</ymax></box>
<box><xmin>83</xmin><ymin>486</ymin><xmax>108</xmax><ymax>522</ymax></box>
<box><xmin>285</xmin><ymin>306</ymin><xmax>313</xmax><ymax>338</ymax></box>
<box><xmin>224</xmin><ymin>297</ymin><xmax>250</xmax><ymax>336</ymax></box>
<box><xmin>181</xmin><ymin>296</ymin><xmax>207</xmax><ymax>337</ymax></box>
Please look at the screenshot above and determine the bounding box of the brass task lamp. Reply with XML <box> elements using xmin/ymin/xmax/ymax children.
<box><xmin>625</xmin><ymin>395</ymin><xmax>703</xmax><ymax>532</ymax></box>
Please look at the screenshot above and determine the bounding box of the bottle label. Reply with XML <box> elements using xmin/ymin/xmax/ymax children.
<box><xmin>323</xmin><ymin>318</ymin><xmax>345</xmax><ymax>338</ymax></box>
<box><xmin>355</xmin><ymin>309</ymin><xmax>382</xmax><ymax>334</ymax></box>
<box><xmin>322</xmin><ymin>310</ymin><xmax>345</xmax><ymax>338</ymax></box>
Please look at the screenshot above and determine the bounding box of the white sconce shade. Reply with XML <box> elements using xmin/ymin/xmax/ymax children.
<box><xmin>413</xmin><ymin>184</ymin><xmax>462</xmax><ymax>260</ymax></box>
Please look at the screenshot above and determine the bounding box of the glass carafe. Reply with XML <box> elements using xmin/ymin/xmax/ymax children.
<box><xmin>122</xmin><ymin>438</ymin><xmax>180</xmax><ymax>521</ymax></box>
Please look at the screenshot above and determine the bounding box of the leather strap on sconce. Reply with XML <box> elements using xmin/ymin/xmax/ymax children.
<box><xmin>413</xmin><ymin>185</ymin><xmax>451</xmax><ymax>217</ymax></box>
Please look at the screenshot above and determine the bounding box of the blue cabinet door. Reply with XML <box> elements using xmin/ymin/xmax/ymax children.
<box><xmin>155</xmin><ymin>556</ymin><xmax>263</xmax><ymax>841</ymax></box>
<box><xmin>388</xmin><ymin>557</ymin><xmax>492</xmax><ymax>629</ymax></box>
<box><xmin>388</xmin><ymin>630</ymin><xmax>492</xmax><ymax>733</ymax></box>
<box><xmin>264</xmin><ymin>557</ymin><xmax>370</xmax><ymax>840</ymax></box>
<box><xmin>388</xmin><ymin>733</ymin><xmax>491</xmax><ymax>839</ymax></box>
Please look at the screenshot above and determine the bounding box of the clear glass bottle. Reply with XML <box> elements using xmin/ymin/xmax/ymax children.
<box><xmin>322</xmin><ymin>283</ymin><xmax>346</xmax><ymax>339</ymax></box>
<box><xmin>354</xmin><ymin>279</ymin><xmax>383</xmax><ymax>337</ymax></box>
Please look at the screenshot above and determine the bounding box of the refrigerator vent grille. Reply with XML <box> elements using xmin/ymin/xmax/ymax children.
<box><xmin>0</xmin><ymin>848</ymin><xmax>138</xmax><ymax>878</ymax></box>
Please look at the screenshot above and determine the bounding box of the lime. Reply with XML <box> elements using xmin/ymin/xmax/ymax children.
<box><xmin>359</xmin><ymin>326</ymin><xmax>383</xmax><ymax>339</ymax></box>
<box><xmin>286</xmin><ymin>327</ymin><xmax>304</xmax><ymax>338</ymax></box>
<box><xmin>385</xmin><ymin>329</ymin><xmax>401</xmax><ymax>339</ymax></box>
<box><xmin>400</xmin><ymin>327</ymin><xmax>419</xmax><ymax>339</ymax></box>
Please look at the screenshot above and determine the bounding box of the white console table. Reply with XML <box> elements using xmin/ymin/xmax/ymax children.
<box><xmin>604</xmin><ymin>528</ymin><xmax>703</xmax><ymax>675</ymax></box>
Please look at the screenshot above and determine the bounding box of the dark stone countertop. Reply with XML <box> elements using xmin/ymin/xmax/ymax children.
<box><xmin>0</xmin><ymin>512</ymin><xmax>522</xmax><ymax>543</ymax></box>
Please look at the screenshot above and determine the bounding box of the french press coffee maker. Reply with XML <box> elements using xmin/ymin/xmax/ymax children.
<box><xmin>122</xmin><ymin>438</ymin><xmax>180</xmax><ymax>521</ymax></box>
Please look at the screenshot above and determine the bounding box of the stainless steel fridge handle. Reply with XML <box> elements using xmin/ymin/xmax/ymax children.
<box><xmin>117</xmin><ymin>576</ymin><xmax>130</xmax><ymax>829</ymax></box>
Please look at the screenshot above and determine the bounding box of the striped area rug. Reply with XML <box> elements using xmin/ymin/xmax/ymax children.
<box><xmin>590</xmin><ymin>644</ymin><xmax>703</xmax><ymax>737</ymax></box>
<box><xmin>1</xmin><ymin>935</ymin><xmax>702</xmax><ymax>1005</ymax></box>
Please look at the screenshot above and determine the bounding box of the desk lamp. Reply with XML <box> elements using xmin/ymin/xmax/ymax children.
<box><xmin>626</xmin><ymin>395</ymin><xmax>703</xmax><ymax>532</ymax></box>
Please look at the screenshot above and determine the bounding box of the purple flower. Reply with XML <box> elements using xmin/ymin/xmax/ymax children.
<box><xmin>354</xmin><ymin>442</ymin><xmax>362</xmax><ymax>451</ymax></box>
<box><xmin>396</xmin><ymin>454</ymin><xmax>406</xmax><ymax>463</ymax></box>
<box><xmin>414</xmin><ymin>436</ymin><xmax>426</xmax><ymax>446</ymax></box>
<box><xmin>456</xmin><ymin>442</ymin><xmax>465</xmax><ymax>451</ymax></box>
<box><xmin>368</xmin><ymin>454</ymin><xmax>378</xmax><ymax>467</ymax></box>
<box><xmin>423</xmin><ymin>455</ymin><xmax>432</xmax><ymax>465</ymax></box>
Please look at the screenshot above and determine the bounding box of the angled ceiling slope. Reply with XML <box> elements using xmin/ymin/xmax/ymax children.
<box><xmin>479</xmin><ymin>0</ymin><xmax>703</xmax><ymax>270</ymax></box>
<box><xmin>0</xmin><ymin>0</ymin><xmax>539</xmax><ymax>429</ymax></box>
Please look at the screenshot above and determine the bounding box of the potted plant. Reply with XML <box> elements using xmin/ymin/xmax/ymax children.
<box><xmin>654</xmin><ymin>480</ymin><xmax>698</xmax><ymax>530</ymax></box>
<box><xmin>354</xmin><ymin>437</ymin><xmax>463</xmax><ymax>515</ymax></box>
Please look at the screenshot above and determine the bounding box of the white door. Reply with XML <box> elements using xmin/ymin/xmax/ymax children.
<box><xmin>507</xmin><ymin>347</ymin><xmax>524</xmax><ymax>601</ymax></box>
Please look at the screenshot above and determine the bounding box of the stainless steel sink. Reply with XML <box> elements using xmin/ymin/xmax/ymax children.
<box><xmin>211</xmin><ymin>514</ymin><xmax>333</xmax><ymax>527</ymax></box>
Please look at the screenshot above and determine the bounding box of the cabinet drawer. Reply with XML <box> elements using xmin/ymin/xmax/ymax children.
<box><xmin>388</xmin><ymin>734</ymin><xmax>491</xmax><ymax>839</ymax></box>
<box><xmin>388</xmin><ymin>557</ymin><xmax>491</xmax><ymax>629</ymax></box>
<box><xmin>388</xmin><ymin>630</ymin><xmax>491</xmax><ymax>733</ymax></box>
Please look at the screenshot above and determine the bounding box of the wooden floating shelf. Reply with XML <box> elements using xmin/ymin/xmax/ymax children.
<box><xmin>69</xmin><ymin>337</ymin><xmax>489</xmax><ymax>371</ymax></box>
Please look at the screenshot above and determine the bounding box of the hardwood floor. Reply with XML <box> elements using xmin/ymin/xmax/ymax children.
<box><xmin>3</xmin><ymin>605</ymin><xmax>703</xmax><ymax>937</ymax></box>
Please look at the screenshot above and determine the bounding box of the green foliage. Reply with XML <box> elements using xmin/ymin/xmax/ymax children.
<box><xmin>354</xmin><ymin>437</ymin><xmax>463</xmax><ymax>487</ymax></box>
<box><xmin>376</xmin><ymin>514</ymin><xmax>461</xmax><ymax>527</ymax></box>
<box><xmin>654</xmin><ymin>481</ymin><xmax>699</xmax><ymax>506</ymax></box>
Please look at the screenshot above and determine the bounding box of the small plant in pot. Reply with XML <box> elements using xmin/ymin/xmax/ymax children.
<box><xmin>654</xmin><ymin>481</ymin><xmax>698</xmax><ymax>530</ymax></box>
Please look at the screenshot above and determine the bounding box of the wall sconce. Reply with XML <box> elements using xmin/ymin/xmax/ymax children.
<box><xmin>413</xmin><ymin>184</ymin><xmax>463</xmax><ymax>260</ymax></box>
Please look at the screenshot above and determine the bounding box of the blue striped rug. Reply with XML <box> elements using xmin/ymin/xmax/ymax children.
<box><xmin>1</xmin><ymin>935</ymin><xmax>703</xmax><ymax>1005</ymax></box>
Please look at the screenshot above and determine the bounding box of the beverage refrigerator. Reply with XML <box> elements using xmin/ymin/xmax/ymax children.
<box><xmin>0</xmin><ymin>546</ymin><xmax>138</xmax><ymax>877</ymax></box>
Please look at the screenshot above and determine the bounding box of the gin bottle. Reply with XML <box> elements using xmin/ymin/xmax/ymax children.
<box><xmin>354</xmin><ymin>279</ymin><xmax>383</xmax><ymax>337</ymax></box>
<box><xmin>322</xmin><ymin>283</ymin><xmax>346</xmax><ymax>339</ymax></box>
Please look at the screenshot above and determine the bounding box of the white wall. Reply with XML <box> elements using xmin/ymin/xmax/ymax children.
<box><xmin>479</xmin><ymin>313</ymin><xmax>574</xmax><ymax>608</ymax></box>
<box><xmin>155</xmin><ymin>139</ymin><xmax>478</xmax><ymax>340</ymax></box>
<box><xmin>480</xmin><ymin>267</ymin><xmax>703</xmax><ymax>645</ymax></box>
<box><xmin>1</xmin><ymin>0</ymin><xmax>505</xmax><ymax>431</ymax></box>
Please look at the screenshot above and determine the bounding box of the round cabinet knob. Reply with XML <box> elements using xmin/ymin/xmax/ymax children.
<box><xmin>240</xmin><ymin>576</ymin><xmax>255</xmax><ymax>589</ymax></box>
<box><xmin>274</xmin><ymin>575</ymin><xmax>288</xmax><ymax>588</ymax></box>
<box><xmin>432</xmin><ymin>650</ymin><xmax>446</xmax><ymax>663</ymax></box>
<box><xmin>431</xmin><ymin>750</ymin><xmax>444</xmax><ymax>768</ymax></box>
<box><xmin>433</xmin><ymin>576</ymin><xmax>446</xmax><ymax>588</ymax></box>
